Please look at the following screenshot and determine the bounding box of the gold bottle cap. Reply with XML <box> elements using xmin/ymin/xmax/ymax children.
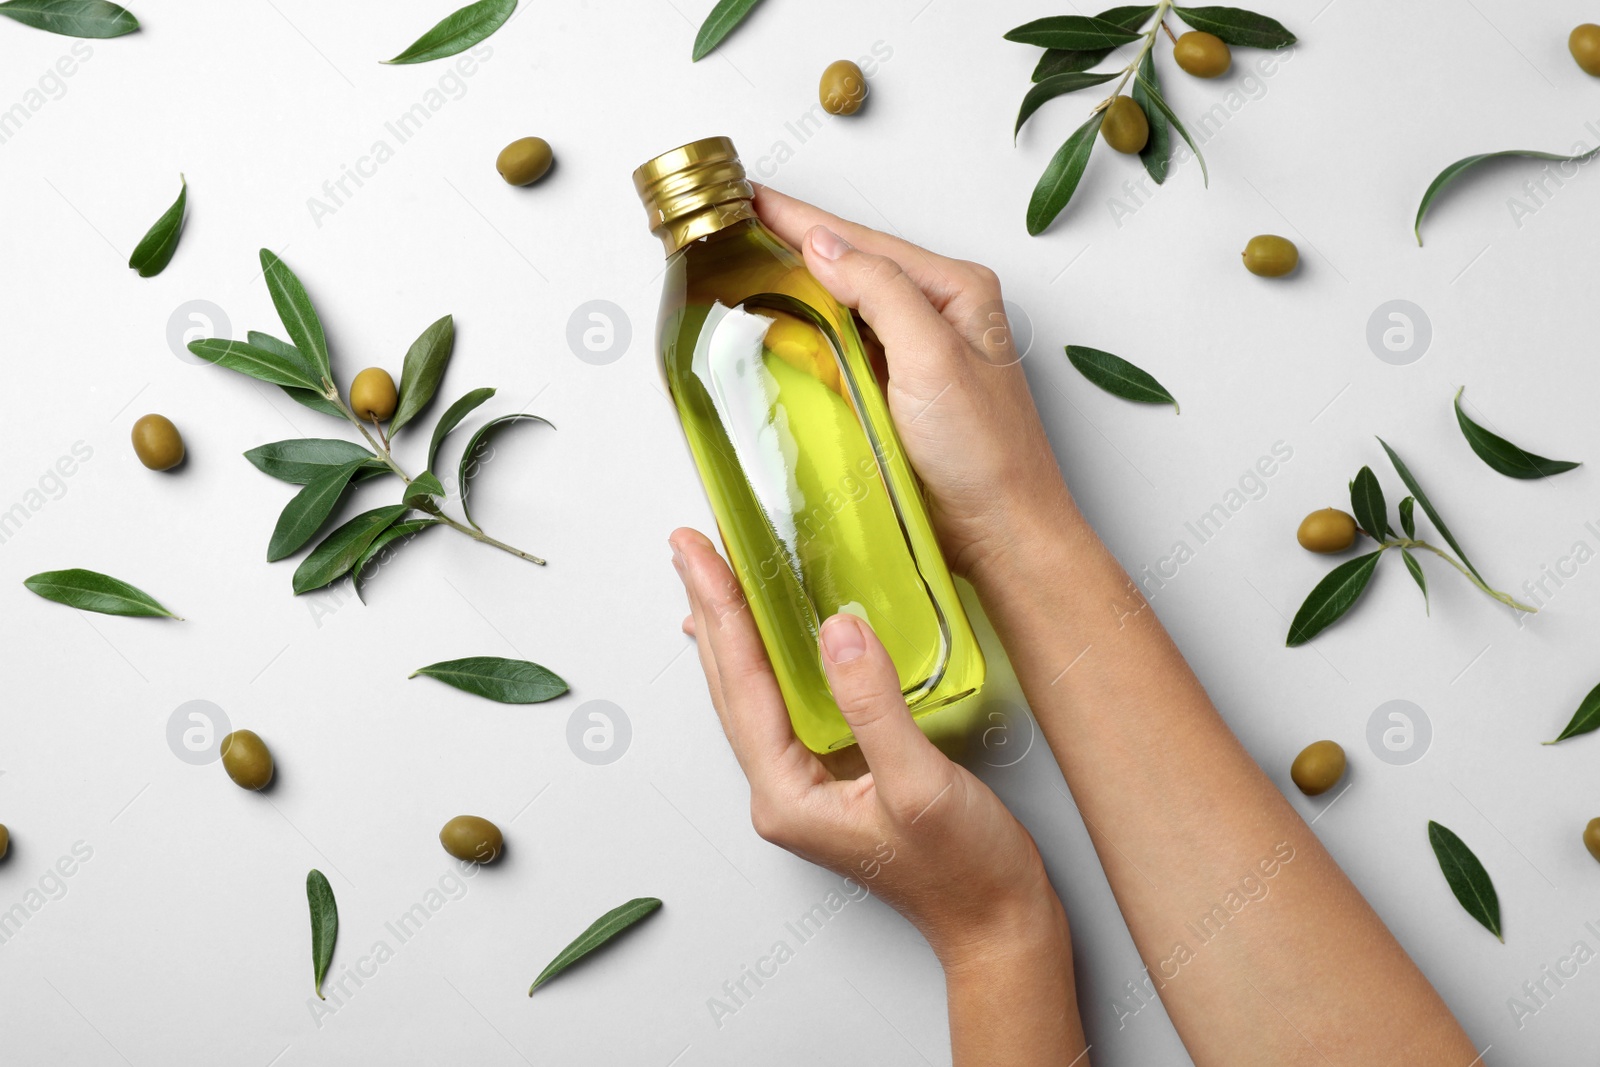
<box><xmin>633</xmin><ymin>136</ymin><xmax>757</xmax><ymax>256</ymax></box>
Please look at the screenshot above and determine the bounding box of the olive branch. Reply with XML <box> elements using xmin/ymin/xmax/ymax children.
<box><xmin>1006</xmin><ymin>2</ymin><xmax>1297</xmax><ymax>234</ymax></box>
<box><xmin>1287</xmin><ymin>439</ymin><xmax>1535</xmax><ymax>646</ymax></box>
<box><xmin>188</xmin><ymin>249</ymin><xmax>549</xmax><ymax>597</ymax></box>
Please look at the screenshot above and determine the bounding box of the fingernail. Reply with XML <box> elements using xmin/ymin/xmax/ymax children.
<box><xmin>820</xmin><ymin>614</ymin><xmax>866</xmax><ymax>664</ymax></box>
<box><xmin>810</xmin><ymin>226</ymin><xmax>851</xmax><ymax>261</ymax></box>
<box><xmin>669</xmin><ymin>539</ymin><xmax>686</xmax><ymax>579</ymax></box>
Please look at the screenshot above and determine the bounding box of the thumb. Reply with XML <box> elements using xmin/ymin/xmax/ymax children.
<box><xmin>818</xmin><ymin>613</ymin><xmax>945</xmax><ymax>796</ymax></box>
<box><xmin>801</xmin><ymin>225</ymin><xmax>965</xmax><ymax>388</ymax></box>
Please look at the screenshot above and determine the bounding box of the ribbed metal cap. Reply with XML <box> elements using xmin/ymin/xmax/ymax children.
<box><xmin>632</xmin><ymin>136</ymin><xmax>756</xmax><ymax>255</ymax></box>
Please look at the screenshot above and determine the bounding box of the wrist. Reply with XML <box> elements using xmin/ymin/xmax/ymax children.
<box><xmin>932</xmin><ymin>883</ymin><xmax>1071</xmax><ymax>977</ymax></box>
<box><xmin>963</xmin><ymin>480</ymin><xmax>1093</xmax><ymax>598</ymax></box>
<box><xmin>938</xmin><ymin>888</ymin><xmax>1086</xmax><ymax>1067</ymax></box>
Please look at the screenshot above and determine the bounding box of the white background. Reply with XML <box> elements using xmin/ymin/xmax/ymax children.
<box><xmin>1</xmin><ymin>0</ymin><xmax>1596</xmax><ymax>1062</ymax></box>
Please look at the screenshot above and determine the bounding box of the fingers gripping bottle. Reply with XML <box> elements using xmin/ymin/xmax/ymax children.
<box><xmin>634</xmin><ymin>137</ymin><xmax>984</xmax><ymax>752</ymax></box>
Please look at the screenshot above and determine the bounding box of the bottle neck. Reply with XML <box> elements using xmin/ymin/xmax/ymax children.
<box><xmin>654</xmin><ymin>197</ymin><xmax>758</xmax><ymax>257</ymax></box>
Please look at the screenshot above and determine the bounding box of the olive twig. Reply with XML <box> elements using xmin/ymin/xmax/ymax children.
<box><xmin>451</xmin><ymin>525</ymin><xmax>547</xmax><ymax>565</ymax></box>
<box><xmin>331</xmin><ymin>394</ymin><xmax>408</xmax><ymax>482</ymax></box>
<box><xmin>329</xmin><ymin>393</ymin><xmax>546</xmax><ymax>566</ymax></box>
<box><xmin>1379</xmin><ymin>535</ymin><xmax>1537</xmax><ymax>613</ymax></box>
<box><xmin>1159</xmin><ymin>19</ymin><xmax>1178</xmax><ymax>45</ymax></box>
<box><xmin>1102</xmin><ymin>0</ymin><xmax>1175</xmax><ymax>105</ymax></box>
<box><xmin>370</xmin><ymin>413</ymin><xmax>391</xmax><ymax>451</ymax></box>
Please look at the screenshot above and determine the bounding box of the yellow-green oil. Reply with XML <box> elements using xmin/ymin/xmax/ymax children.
<box><xmin>656</xmin><ymin>217</ymin><xmax>985</xmax><ymax>751</ymax></box>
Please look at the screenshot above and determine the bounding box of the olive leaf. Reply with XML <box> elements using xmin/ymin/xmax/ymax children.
<box><xmin>187</xmin><ymin>338</ymin><xmax>326</xmax><ymax>393</ymax></box>
<box><xmin>1065</xmin><ymin>345</ymin><xmax>1178</xmax><ymax>411</ymax></box>
<box><xmin>127</xmin><ymin>175</ymin><xmax>185</xmax><ymax>278</ymax></box>
<box><xmin>1026</xmin><ymin>111</ymin><xmax>1104</xmax><ymax>235</ymax></box>
<box><xmin>692</xmin><ymin>0</ymin><xmax>764</xmax><ymax>60</ymax></box>
<box><xmin>1378</xmin><ymin>437</ymin><xmax>1486</xmax><ymax>586</ymax></box>
<box><xmin>259</xmin><ymin>249</ymin><xmax>332</xmax><ymax>383</ymax></box>
<box><xmin>427</xmin><ymin>387</ymin><xmax>496</xmax><ymax>471</ymax></box>
<box><xmin>458</xmin><ymin>413</ymin><xmax>554</xmax><ymax>529</ymax></box>
<box><xmin>23</xmin><ymin>568</ymin><xmax>179</xmax><ymax>618</ymax></box>
<box><xmin>384</xmin><ymin>0</ymin><xmax>515</xmax><ymax>63</ymax></box>
<box><xmin>246</xmin><ymin>330</ymin><xmax>305</xmax><ymax>362</ymax></box>
<box><xmin>282</xmin><ymin>389</ymin><xmax>349</xmax><ymax>419</ymax></box>
<box><xmin>1026</xmin><ymin>29</ymin><xmax>1141</xmax><ymax>80</ymax></box>
<box><xmin>1094</xmin><ymin>5</ymin><xmax>1159</xmax><ymax>30</ymax></box>
<box><xmin>1015</xmin><ymin>71</ymin><xmax>1119</xmax><ymax>138</ymax></box>
<box><xmin>0</xmin><ymin>0</ymin><xmax>138</xmax><ymax>37</ymax></box>
<box><xmin>1453</xmin><ymin>387</ymin><xmax>1580</xmax><ymax>480</ymax></box>
<box><xmin>353</xmin><ymin>518</ymin><xmax>441</xmax><ymax>600</ymax></box>
<box><xmin>391</xmin><ymin>314</ymin><xmax>454</xmax><ymax>436</ymax></box>
<box><xmin>1544</xmin><ymin>680</ymin><xmax>1600</xmax><ymax>745</ymax></box>
<box><xmin>1414</xmin><ymin>148</ymin><xmax>1598</xmax><ymax>245</ymax></box>
<box><xmin>410</xmin><ymin>656</ymin><xmax>569</xmax><ymax>704</ymax></box>
<box><xmin>246</xmin><ymin>332</ymin><xmax>343</xmax><ymax>416</ymax></box>
<box><xmin>1004</xmin><ymin>14</ymin><xmax>1142</xmax><ymax>50</ymax></box>
<box><xmin>1401</xmin><ymin>548</ymin><xmax>1428</xmax><ymax>614</ymax></box>
<box><xmin>306</xmin><ymin>870</ymin><xmax>338</xmax><ymax>1000</ymax></box>
<box><xmin>1029</xmin><ymin>5</ymin><xmax>1155</xmax><ymax>80</ymax></box>
<box><xmin>245</xmin><ymin>439</ymin><xmax>382</xmax><ymax>485</ymax></box>
<box><xmin>1172</xmin><ymin>5</ymin><xmax>1295</xmax><ymax>48</ymax></box>
<box><xmin>1399</xmin><ymin>495</ymin><xmax>1416</xmax><ymax>539</ymax></box>
<box><xmin>1033</xmin><ymin>48</ymin><xmax>1109</xmax><ymax>79</ymax></box>
<box><xmin>1427</xmin><ymin>821</ymin><xmax>1502</xmax><ymax>942</ymax></box>
<box><xmin>1286</xmin><ymin>549</ymin><xmax>1384</xmax><ymax>647</ymax></box>
<box><xmin>529</xmin><ymin>897</ymin><xmax>663</xmax><ymax>995</ymax></box>
<box><xmin>1348</xmin><ymin>466</ymin><xmax>1387</xmax><ymax>539</ymax></box>
<box><xmin>268</xmin><ymin>460</ymin><xmax>369</xmax><ymax>562</ymax></box>
<box><xmin>292</xmin><ymin>505</ymin><xmax>409</xmax><ymax>594</ymax></box>
<box><xmin>1132</xmin><ymin>72</ymin><xmax>1208</xmax><ymax>187</ymax></box>
<box><xmin>1132</xmin><ymin>51</ymin><xmax>1170</xmax><ymax>184</ymax></box>
<box><xmin>403</xmin><ymin>471</ymin><xmax>445</xmax><ymax>509</ymax></box>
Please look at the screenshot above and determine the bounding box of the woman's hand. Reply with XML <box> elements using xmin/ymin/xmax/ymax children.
<box><xmin>669</xmin><ymin>526</ymin><xmax>1061</xmax><ymax>965</ymax></box>
<box><xmin>754</xmin><ymin>185</ymin><xmax>1076</xmax><ymax>578</ymax></box>
<box><xmin>672</xmin><ymin>188</ymin><xmax>1093</xmax><ymax>1061</ymax></box>
<box><xmin>671</xmin><ymin>526</ymin><xmax>1086</xmax><ymax>1064</ymax></box>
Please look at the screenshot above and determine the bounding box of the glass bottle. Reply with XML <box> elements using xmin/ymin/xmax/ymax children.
<box><xmin>634</xmin><ymin>137</ymin><xmax>984</xmax><ymax>752</ymax></box>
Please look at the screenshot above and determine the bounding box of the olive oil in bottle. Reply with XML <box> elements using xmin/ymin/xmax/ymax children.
<box><xmin>634</xmin><ymin>137</ymin><xmax>984</xmax><ymax>752</ymax></box>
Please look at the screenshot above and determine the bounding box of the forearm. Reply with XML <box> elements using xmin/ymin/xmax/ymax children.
<box><xmin>940</xmin><ymin>895</ymin><xmax>1087</xmax><ymax>1067</ymax></box>
<box><xmin>969</xmin><ymin>489</ymin><xmax>1476</xmax><ymax>1064</ymax></box>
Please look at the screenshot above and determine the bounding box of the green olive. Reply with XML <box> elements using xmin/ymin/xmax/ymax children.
<box><xmin>1100</xmin><ymin>96</ymin><xmax>1149</xmax><ymax>154</ymax></box>
<box><xmin>1174</xmin><ymin>31</ymin><xmax>1231</xmax><ymax>78</ymax></box>
<box><xmin>440</xmin><ymin>815</ymin><xmax>503</xmax><ymax>864</ymax></box>
<box><xmin>220</xmin><ymin>730</ymin><xmax>274</xmax><ymax>791</ymax></box>
<box><xmin>1297</xmin><ymin>508</ymin><xmax>1358</xmax><ymax>553</ymax></box>
<box><xmin>1571</xmin><ymin>25</ymin><xmax>1600</xmax><ymax>76</ymax></box>
<box><xmin>1291</xmin><ymin>740</ymin><xmax>1346</xmax><ymax>796</ymax></box>
<box><xmin>131</xmin><ymin>413</ymin><xmax>184</xmax><ymax>471</ymax></box>
<box><xmin>1242</xmin><ymin>234</ymin><xmax>1299</xmax><ymax>277</ymax></box>
<box><xmin>1171</xmin><ymin>31</ymin><xmax>1228</xmax><ymax>79</ymax></box>
<box><xmin>349</xmin><ymin>368</ymin><xmax>398</xmax><ymax>422</ymax></box>
<box><xmin>1585</xmin><ymin>817</ymin><xmax>1600</xmax><ymax>862</ymax></box>
<box><xmin>496</xmin><ymin>137</ymin><xmax>554</xmax><ymax>186</ymax></box>
<box><xmin>820</xmin><ymin>60</ymin><xmax>868</xmax><ymax>116</ymax></box>
<box><xmin>0</xmin><ymin>824</ymin><xmax>8</xmax><ymax>861</ymax></box>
